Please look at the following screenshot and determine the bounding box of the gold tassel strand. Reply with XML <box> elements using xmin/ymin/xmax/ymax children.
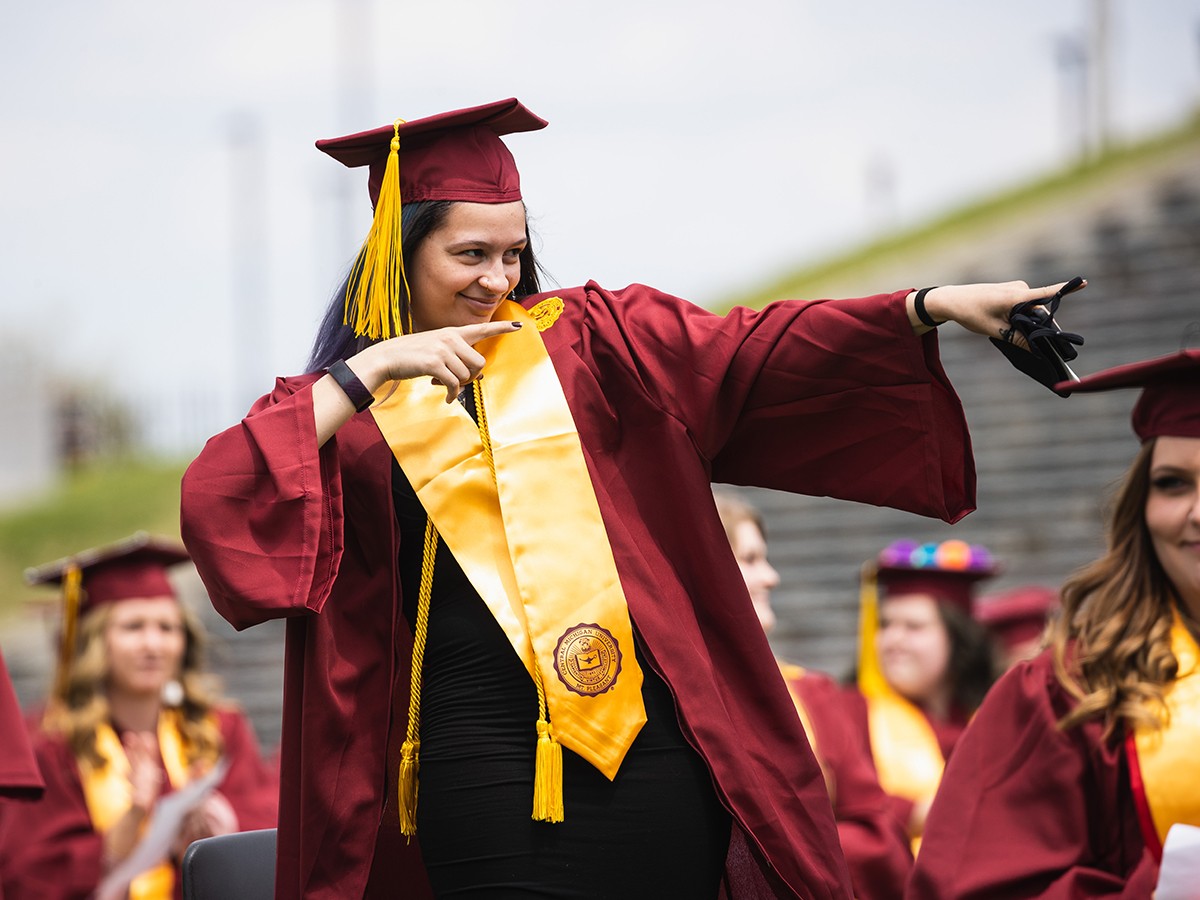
<box><xmin>473</xmin><ymin>379</ymin><xmax>564</xmax><ymax>823</ymax></box>
<box><xmin>398</xmin><ymin>518</ymin><xmax>438</xmax><ymax>838</ymax></box>
<box><xmin>45</xmin><ymin>564</ymin><xmax>83</xmax><ymax>730</ymax></box>
<box><xmin>344</xmin><ymin>118</ymin><xmax>414</xmax><ymax>340</ymax></box>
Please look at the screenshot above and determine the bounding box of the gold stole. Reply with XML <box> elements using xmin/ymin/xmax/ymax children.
<box><xmin>371</xmin><ymin>300</ymin><xmax>646</xmax><ymax>779</ymax></box>
<box><xmin>863</xmin><ymin>690</ymin><xmax>945</xmax><ymax>807</ymax></box>
<box><xmin>778</xmin><ymin>661</ymin><xmax>819</xmax><ymax>754</ymax></box>
<box><xmin>79</xmin><ymin>710</ymin><xmax>199</xmax><ymax>900</ymax></box>
<box><xmin>856</xmin><ymin>570</ymin><xmax>944</xmax><ymax>850</ymax></box>
<box><xmin>1130</xmin><ymin>609</ymin><xmax>1200</xmax><ymax>852</ymax></box>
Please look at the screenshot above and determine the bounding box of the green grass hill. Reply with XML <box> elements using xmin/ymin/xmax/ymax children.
<box><xmin>0</xmin><ymin>458</ymin><xmax>188</xmax><ymax>620</ymax></box>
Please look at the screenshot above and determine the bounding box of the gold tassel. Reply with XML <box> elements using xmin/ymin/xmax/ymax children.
<box><xmin>396</xmin><ymin>518</ymin><xmax>437</xmax><ymax>840</ymax></box>
<box><xmin>397</xmin><ymin>737</ymin><xmax>420</xmax><ymax>838</ymax></box>
<box><xmin>344</xmin><ymin>118</ymin><xmax>413</xmax><ymax>340</ymax></box>
<box><xmin>46</xmin><ymin>564</ymin><xmax>83</xmax><ymax>728</ymax></box>
<box><xmin>857</xmin><ymin>562</ymin><xmax>888</xmax><ymax>698</ymax></box>
<box><xmin>532</xmin><ymin>718</ymin><xmax>564</xmax><ymax>823</ymax></box>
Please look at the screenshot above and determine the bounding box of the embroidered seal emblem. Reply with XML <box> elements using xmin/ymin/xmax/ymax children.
<box><xmin>529</xmin><ymin>296</ymin><xmax>564</xmax><ymax>332</ymax></box>
<box><xmin>554</xmin><ymin>623</ymin><xmax>622</xmax><ymax>696</ymax></box>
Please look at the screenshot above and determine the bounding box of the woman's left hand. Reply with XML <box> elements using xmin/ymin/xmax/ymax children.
<box><xmin>909</xmin><ymin>280</ymin><xmax>1086</xmax><ymax>345</ymax></box>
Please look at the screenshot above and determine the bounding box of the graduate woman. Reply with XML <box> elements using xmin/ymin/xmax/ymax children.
<box><xmin>714</xmin><ymin>490</ymin><xmax>913</xmax><ymax>899</ymax></box>
<box><xmin>908</xmin><ymin>348</ymin><xmax>1200</xmax><ymax>898</ymax></box>
<box><xmin>844</xmin><ymin>539</ymin><xmax>999</xmax><ymax>848</ymax></box>
<box><xmin>0</xmin><ymin>536</ymin><xmax>278</xmax><ymax>900</ymax></box>
<box><xmin>181</xmin><ymin>97</ymin><xmax>1083</xmax><ymax>899</ymax></box>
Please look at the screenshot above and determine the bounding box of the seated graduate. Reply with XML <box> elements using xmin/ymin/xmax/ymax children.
<box><xmin>714</xmin><ymin>489</ymin><xmax>912</xmax><ymax>900</ymax></box>
<box><xmin>0</xmin><ymin>535</ymin><xmax>278</xmax><ymax>900</ymax></box>
<box><xmin>909</xmin><ymin>349</ymin><xmax>1200</xmax><ymax>898</ymax></box>
<box><xmin>844</xmin><ymin>540</ymin><xmax>998</xmax><ymax>848</ymax></box>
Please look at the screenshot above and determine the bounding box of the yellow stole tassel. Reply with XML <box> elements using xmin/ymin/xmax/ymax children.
<box><xmin>1129</xmin><ymin>608</ymin><xmax>1200</xmax><ymax>852</ymax></box>
<box><xmin>344</xmin><ymin>118</ymin><xmax>413</xmax><ymax>339</ymax></box>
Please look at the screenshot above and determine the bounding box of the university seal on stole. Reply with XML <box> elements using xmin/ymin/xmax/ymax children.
<box><xmin>553</xmin><ymin>623</ymin><xmax>622</xmax><ymax>696</ymax></box>
<box><xmin>528</xmin><ymin>296</ymin><xmax>564</xmax><ymax>332</ymax></box>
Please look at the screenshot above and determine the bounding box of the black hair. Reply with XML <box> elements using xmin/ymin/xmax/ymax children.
<box><xmin>938</xmin><ymin>601</ymin><xmax>1000</xmax><ymax>712</ymax></box>
<box><xmin>306</xmin><ymin>201</ymin><xmax>545</xmax><ymax>373</ymax></box>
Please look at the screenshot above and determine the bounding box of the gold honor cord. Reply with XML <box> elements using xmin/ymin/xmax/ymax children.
<box><xmin>372</xmin><ymin>300</ymin><xmax>646</xmax><ymax>831</ymax></box>
<box><xmin>397</xmin><ymin>518</ymin><xmax>438</xmax><ymax>838</ymax></box>
<box><xmin>394</xmin><ymin>385</ymin><xmax>565</xmax><ymax>833</ymax></box>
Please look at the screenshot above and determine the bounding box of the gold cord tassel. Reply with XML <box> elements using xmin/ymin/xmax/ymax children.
<box><xmin>532</xmin><ymin>712</ymin><xmax>564</xmax><ymax>823</ymax></box>
<box><xmin>345</xmin><ymin>118</ymin><xmax>413</xmax><ymax>339</ymax></box>
<box><xmin>396</xmin><ymin>737</ymin><xmax>420</xmax><ymax>837</ymax></box>
<box><xmin>45</xmin><ymin>564</ymin><xmax>83</xmax><ymax>729</ymax></box>
<box><xmin>473</xmin><ymin>379</ymin><xmax>565</xmax><ymax>823</ymax></box>
<box><xmin>398</xmin><ymin>518</ymin><xmax>438</xmax><ymax>838</ymax></box>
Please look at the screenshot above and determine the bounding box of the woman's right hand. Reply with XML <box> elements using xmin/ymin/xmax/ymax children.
<box><xmin>353</xmin><ymin>320</ymin><xmax>524</xmax><ymax>404</ymax></box>
<box><xmin>311</xmin><ymin>320</ymin><xmax>523</xmax><ymax>446</ymax></box>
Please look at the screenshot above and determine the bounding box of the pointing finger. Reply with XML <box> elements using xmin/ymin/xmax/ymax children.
<box><xmin>457</xmin><ymin>320</ymin><xmax>524</xmax><ymax>345</ymax></box>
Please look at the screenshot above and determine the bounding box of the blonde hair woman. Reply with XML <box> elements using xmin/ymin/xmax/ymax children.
<box><xmin>0</xmin><ymin>535</ymin><xmax>277</xmax><ymax>900</ymax></box>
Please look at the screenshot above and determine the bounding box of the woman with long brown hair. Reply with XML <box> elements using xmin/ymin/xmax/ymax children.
<box><xmin>909</xmin><ymin>349</ymin><xmax>1200</xmax><ymax>897</ymax></box>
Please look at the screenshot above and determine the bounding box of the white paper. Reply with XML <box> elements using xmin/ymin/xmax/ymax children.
<box><xmin>94</xmin><ymin>757</ymin><xmax>229</xmax><ymax>900</ymax></box>
<box><xmin>1155</xmin><ymin>823</ymin><xmax>1200</xmax><ymax>900</ymax></box>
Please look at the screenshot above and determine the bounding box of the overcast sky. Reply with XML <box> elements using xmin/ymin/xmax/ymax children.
<box><xmin>3</xmin><ymin>0</ymin><xmax>1199</xmax><ymax>449</ymax></box>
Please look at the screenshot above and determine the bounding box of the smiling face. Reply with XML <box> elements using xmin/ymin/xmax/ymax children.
<box><xmin>408</xmin><ymin>201</ymin><xmax>528</xmax><ymax>332</ymax></box>
<box><xmin>876</xmin><ymin>593</ymin><xmax>952</xmax><ymax>707</ymax></box>
<box><xmin>731</xmin><ymin>519</ymin><xmax>780</xmax><ymax>633</ymax></box>
<box><xmin>104</xmin><ymin>597</ymin><xmax>186</xmax><ymax>700</ymax></box>
<box><xmin>1145</xmin><ymin>435</ymin><xmax>1200</xmax><ymax>617</ymax></box>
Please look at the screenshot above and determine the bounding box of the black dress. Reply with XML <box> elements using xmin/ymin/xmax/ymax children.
<box><xmin>392</xmin><ymin>448</ymin><xmax>730</xmax><ymax>899</ymax></box>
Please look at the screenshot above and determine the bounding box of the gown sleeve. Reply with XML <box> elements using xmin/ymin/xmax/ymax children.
<box><xmin>908</xmin><ymin>653</ymin><xmax>1158</xmax><ymax>899</ymax></box>
<box><xmin>576</xmin><ymin>283</ymin><xmax>974</xmax><ymax>523</ymax></box>
<box><xmin>0</xmin><ymin>735</ymin><xmax>102</xmax><ymax>900</ymax></box>
<box><xmin>180</xmin><ymin>373</ymin><xmax>345</xmax><ymax>630</ymax></box>
<box><xmin>0</xmin><ymin>650</ymin><xmax>42</xmax><ymax>799</ymax></box>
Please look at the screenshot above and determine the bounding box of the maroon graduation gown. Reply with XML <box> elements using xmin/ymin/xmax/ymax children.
<box><xmin>907</xmin><ymin>649</ymin><xmax>1158</xmax><ymax>898</ymax></box>
<box><xmin>180</xmin><ymin>282</ymin><xmax>975</xmax><ymax>900</ymax></box>
<box><xmin>0</xmin><ymin>650</ymin><xmax>43</xmax><ymax>900</ymax></box>
<box><xmin>785</xmin><ymin>671</ymin><xmax>913</xmax><ymax>900</ymax></box>
<box><xmin>0</xmin><ymin>707</ymin><xmax>279</xmax><ymax>900</ymax></box>
<box><xmin>0</xmin><ymin>650</ymin><xmax>42</xmax><ymax>800</ymax></box>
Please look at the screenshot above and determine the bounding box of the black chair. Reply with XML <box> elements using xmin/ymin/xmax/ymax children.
<box><xmin>181</xmin><ymin>828</ymin><xmax>277</xmax><ymax>900</ymax></box>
